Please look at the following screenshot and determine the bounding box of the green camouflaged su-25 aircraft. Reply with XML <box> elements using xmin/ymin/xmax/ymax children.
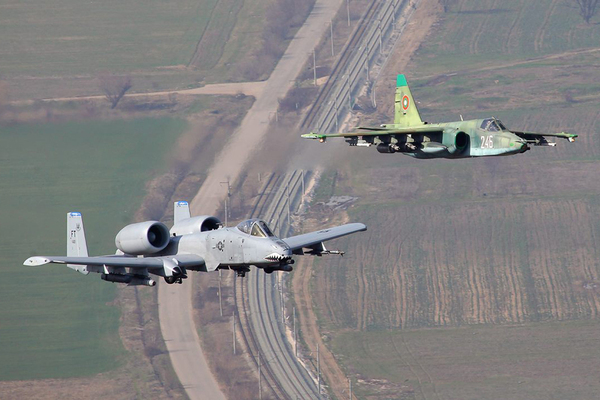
<box><xmin>302</xmin><ymin>74</ymin><xmax>577</xmax><ymax>158</ymax></box>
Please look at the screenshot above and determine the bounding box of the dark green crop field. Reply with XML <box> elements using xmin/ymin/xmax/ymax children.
<box><xmin>0</xmin><ymin>118</ymin><xmax>186</xmax><ymax>380</ymax></box>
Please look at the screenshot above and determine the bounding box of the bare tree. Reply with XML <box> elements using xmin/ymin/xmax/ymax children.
<box><xmin>439</xmin><ymin>0</ymin><xmax>455</xmax><ymax>12</ymax></box>
<box><xmin>575</xmin><ymin>0</ymin><xmax>600</xmax><ymax>23</ymax></box>
<box><xmin>99</xmin><ymin>74</ymin><xmax>132</xmax><ymax>109</ymax></box>
<box><xmin>0</xmin><ymin>80</ymin><xmax>8</xmax><ymax>116</ymax></box>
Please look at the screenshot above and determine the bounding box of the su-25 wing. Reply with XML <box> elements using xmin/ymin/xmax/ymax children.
<box><xmin>511</xmin><ymin>130</ymin><xmax>577</xmax><ymax>146</ymax></box>
<box><xmin>301</xmin><ymin>125</ymin><xmax>444</xmax><ymax>142</ymax></box>
<box><xmin>302</xmin><ymin>74</ymin><xmax>577</xmax><ymax>158</ymax></box>
<box><xmin>24</xmin><ymin>201</ymin><xmax>367</xmax><ymax>285</ymax></box>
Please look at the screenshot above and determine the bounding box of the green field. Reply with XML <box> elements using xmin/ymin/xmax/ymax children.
<box><xmin>303</xmin><ymin>1</ymin><xmax>600</xmax><ymax>398</ymax></box>
<box><xmin>412</xmin><ymin>0</ymin><xmax>600</xmax><ymax>76</ymax></box>
<box><xmin>0</xmin><ymin>0</ymin><xmax>212</xmax><ymax>75</ymax></box>
<box><xmin>0</xmin><ymin>118</ymin><xmax>187</xmax><ymax>380</ymax></box>
<box><xmin>0</xmin><ymin>0</ymin><xmax>268</xmax><ymax>80</ymax></box>
<box><xmin>333</xmin><ymin>321</ymin><xmax>600</xmax><ymax>400</ymax></box>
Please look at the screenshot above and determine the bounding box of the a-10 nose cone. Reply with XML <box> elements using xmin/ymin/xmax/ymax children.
<box><xmin>264</xmin><ymin>253</ymin><xmax>292</xmax><ymax>262</ymax></box>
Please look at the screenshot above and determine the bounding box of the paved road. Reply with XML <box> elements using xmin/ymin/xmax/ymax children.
<box><xmin>158</xmin><ymin>1</ymin><xmax>344</xmax><ymax>400</ymax></box>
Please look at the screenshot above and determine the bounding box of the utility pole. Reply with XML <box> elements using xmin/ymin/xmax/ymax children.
<box><xmin>349</xmin><ymin>378</ymin><xmax>352</xmax><ymax>399</ymax></box>
<box><xmin>280</xmin><ymin>277</ymin><xmax>285</xmax><ymax>324</ymax></box>
<box><xmin>218</xmin><ymin>269</ymin><xmax>223</xmax><ymax>317</ymax></box>
<box><xmin>220</xmin><ymin>179</ymin><xmax>231</xmax><ymax>226</ymax></box>
<box><xmin>313</xmin><ymin>49</ymin><xmax>317</xmax><ymax>86</ymax></box>
<box><xmin>378</xmin><ymin>18</ymin><xmax>383</xmax><ymax>54</ymax></box>
<box><xmin>301</xmin><ymin>170</ymin><xmax>305</xmax><ymax>196</ymax></box>
<box><xmin>232</xmin><ymin>316</ymin><xmax>236</xmax><ymax>355</ymax></box>
<box><xmin>258</xmin><ymin>351</ymin><xmax>262</xmax><ymax>400</ymax></box>
<box><xmin>365</xmin><ymin>44</ymin><xmax>370</xmax><ymax>82</ymax></box>
<box><xmin>293</xmin><ymin>306</ymin><xmax>297</xmax><ymax>357</ymax></box>
<box><xmin>286</xmin><ymin>180</ymin><xmax>291</xmax><ymax>229</ymax></box>
<box><xmin>330</xmin><ymin>20</ymin><xmax>334</xmax><ymax>56</ymax></box>
<box><xmin>346</xmin><ymin>0</ymin><xmax>350</xmax><ymax>26</ymax></box>
<box><xmin>334</xmin><ymin>97</ymin><xmax>339</xmax><ymax>130</ymax></box>
<box><xmin>346</xmin><ymin>74</ymin><xmax>352</xmax><ymax>110</ymax></box>
<box><xmin>317</xmin><ymin>343</ymin><xmax>321</xmax><ymax>396</ymax></box>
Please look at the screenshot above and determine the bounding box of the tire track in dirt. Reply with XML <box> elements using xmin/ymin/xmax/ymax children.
<box><xmin>581</xmin><ymin>203</ymin><xmax>600</xmax><ymax>318</ymax></box>
<box><xmin>503</xmin><ymin>0</ymin><xmax>526</xmax><ymax>54</ymax></box>
<box><xmin>430</xmin><ymin>236</ymin><xmax>443</xmax><ymax>325</ymax></box>
<box><xmin>418</xmin><ymin>47</ymin><xmax>600</xmax><ymax>81</ymax></box>
<box><xmin>357</xmin><ymin>244</ymin><xmax>369</xmax><ymax>330</ymax></box>
<box><xmin>188</xmin><ymin>0</ymin><xmax>221</xmax><ymax>67</ymax></box>
<box><xmin>534</xmin><ymin>0</ymin><xmax>559</xmax><ymax>53</ymax></box>
<box><xmin>390</xmin><ymin>336</ymin><xmax>428</xmax><ymax>400</ymax></box>
<box><xmin>469</xmin><ymin>0</ymin><xmax>498</xmax><ymax>55</ymax></box>
<box><xmin>506</xmin><ymin>222</ymin><xmax>525</xmax><ymax>323</ymax></box>
<box><xmin>396</xmin><ymin>334</ymin><xmax>441</xmax><ymax>400</ymax></box>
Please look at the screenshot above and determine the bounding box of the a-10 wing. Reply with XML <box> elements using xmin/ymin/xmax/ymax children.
<box><xmin>24</xmin><ymin>254</ymin><xmax>205</xmax><ymax>269</ymax></box>
<box><xmin>283</xmin><ymin>223</ymin><xmax>367</xmax><ymax>255</ymax></box>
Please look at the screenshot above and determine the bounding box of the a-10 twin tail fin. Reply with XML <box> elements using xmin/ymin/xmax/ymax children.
<box><xmin>66</xmin><ymin>212</ymin><xmax>90</xmax><ymax>274</ymax></box>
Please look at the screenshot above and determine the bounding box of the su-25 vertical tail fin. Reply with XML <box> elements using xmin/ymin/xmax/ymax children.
<box><xmin>394</xmin><ymin>74</ymin><xmax>424</xmax><ymax>127</ymax></box>
<box><xmin>66</xmin><ymin>212</ymin><xmax>89</xmax><ymax>275</ymax></box>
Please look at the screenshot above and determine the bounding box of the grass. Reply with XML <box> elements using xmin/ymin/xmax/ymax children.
<box><xmin>0</xmin><ymin>117</ymin><xmax>187</xmax><ymax>380</ymax></box>
<box><xmin>413</xmin><ymin>0</ymin><xmax>600</xmax><ymax>77</ymax></box>
<box><xmin>207</xmin><ymin>0</ymin><xmax>270</xmax><ymax>79</ymax></box>
<box><xmin>0</xmin><ymin>0</ymin><xmax>273</xmax><ymax>84</ymax></box>
<box><xmin>332</xmin><ymin>320</ymin><xmax>600</xmax><ymax>400</ymax></box>
<box><xmin>0</xmin><ymin>0</ymin><xmax>212</xmax><ymax>75</ymax></box>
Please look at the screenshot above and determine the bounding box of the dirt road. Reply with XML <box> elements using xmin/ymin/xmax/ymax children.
<box><xmin>13</xmin><ymin>81</ymin><xmax>267</xmax><ymax>105</ymax></box>
<box><xmin>158</xmin><ymin>1</ymin><xmax>344</xmax><ymax>400</ymax></box>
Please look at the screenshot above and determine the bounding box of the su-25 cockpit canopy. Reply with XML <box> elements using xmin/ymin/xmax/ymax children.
<box><xmin>480</xmin><ymin>117</ymin><xmax>507</xmax><ymax>132</ymax></box>
<box><xmin>236</xmin><ymin>218</ymin><xmax>275</xmax><ymax>238</ymax></box>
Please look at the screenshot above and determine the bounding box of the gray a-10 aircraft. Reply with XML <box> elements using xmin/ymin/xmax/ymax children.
<box><xmin>24</xmin><ymin>201</ymin><xmax>366</xmax><ymax>286</ymax></box>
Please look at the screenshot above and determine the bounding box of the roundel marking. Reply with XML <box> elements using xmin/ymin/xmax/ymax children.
<box><xmin>402</xmin><ymin>95</ymin><xmax>410</xmax><ymax>110</ymax></box>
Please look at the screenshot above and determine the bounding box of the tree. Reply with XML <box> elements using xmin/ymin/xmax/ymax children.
<box><xmin>575</xmin><ymin>0</ymin><xmax>599</xmax><ymax>24</ymax></box>
<box><xmin>0</xmin><ymin>80</ymin><xmax>8</xmax><ymax>116</ymax></box>
<box><xmin>439</xmin><ymin>0</ymin><xmax>455</xmax><ymax>13</ymax></box>
<box><xmin>99</xmin><ymin>74</ymin><xmax>132</xmax><ymax>109</ymax></box>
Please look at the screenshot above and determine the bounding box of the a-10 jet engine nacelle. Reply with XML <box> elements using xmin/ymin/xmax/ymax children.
<box><xmin>115</xmin><ymin>221</ymin><xmax>171</xmax><ymax>255</ymax></box>
<box><xmin>170</xmin><ymin>215</ymin><xmax>222</xmax><ymax>236</ymax></box>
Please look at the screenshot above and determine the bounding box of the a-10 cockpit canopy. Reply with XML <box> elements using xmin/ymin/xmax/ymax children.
<box><xmin>480</xmin><ymin>118</ymin><xmax>507</xmax><ymax>132</ymax></box>
<box><xmin>236</xmin><ymin>219</ymin><xmax>275</xmax><ymax>238</ymax></box>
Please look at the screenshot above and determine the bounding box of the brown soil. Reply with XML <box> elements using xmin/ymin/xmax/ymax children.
<box><xmin>289</xmin><ymin>0</ymin><xmax>444</xmax><ymax>396</ymax></box>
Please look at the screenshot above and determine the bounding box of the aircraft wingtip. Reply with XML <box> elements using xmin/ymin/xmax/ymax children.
<box><xmin>24</xmin><ymin>256</ymin><xmax>51</xmax><ymax>266</ymax></box>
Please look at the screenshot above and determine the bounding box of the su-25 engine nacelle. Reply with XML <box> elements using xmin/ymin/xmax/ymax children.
<box><xmin>115</xmin><ymin>221</ymin><xmax>170</xmax><ymax>255</ymax></box>
<box><xmin>170</xmin><ymin>215</ymin><xmax>222</xmax><ymax>236</ymax></box>
<box><xmin>442</xmin><ymin>130</ymin><xmax>469</xmax><ymax>154</ymax></box>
